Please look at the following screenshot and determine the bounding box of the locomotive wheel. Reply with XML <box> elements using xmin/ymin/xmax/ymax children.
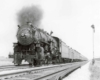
<box><xmin>14</xmin><ymin>60</ymin><xmax>22</xmax><ymax>66</ymax></box>
<box><xmin>44</xmin><ymin>58</ymin><xmax>47</xmax><ymax>64</ymax></box>
<box><xmin>58</xmin><ymin>77</ymin><xmax>62</xmax><ymax>80</ymax></box>
<box><xmin>14</xmin><ymin>53</ymin><xmax>22</xmax><ymax>66</ymax></box>
<box><xmin>29</xmin><ymin>62</ymin><xmax>34</xmax><ymax>66</ymax></box>
<box><xmin>29</xmin><ymin>63</ymin><xmax>32</xmax><ymax>66</ymax></box>
<box><xmin>45</xmin><ymin>56</ymin><xmax>49</xmax><ymax>65</ymax></box>
<box><xmin>29</xmin><ymin>59</ymin><xmax>34</xmax><ymax>66</ymax></box>
<box><xmin>37</xmin><ymin>59</ymin><xmax>43</xmax><ymax>66</ymax></box>
<box><xmin>33</xmin><ymin>59</ymin><xmax>37</xmax><ymax>66</ymax></box>
<box><xmin>33</xmin><ymin>59</ymin><xmax>40</xmax><ymax>67</ymax></box>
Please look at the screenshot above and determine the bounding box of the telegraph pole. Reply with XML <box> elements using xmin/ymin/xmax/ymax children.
<box><xmin>91</xmin><ymin>24</ymin><xmax>95</xmax><ymax>65</ymax></box>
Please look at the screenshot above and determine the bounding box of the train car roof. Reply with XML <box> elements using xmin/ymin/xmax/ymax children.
<box><xmin>53</xmin><ymin>36</ymin><xmax>83</xmax><ymax>55</ymax></box>
<box><xmin>52</xmin><ymin>36</ymin><xmax>69</xmax><ymax>46</ymax></box>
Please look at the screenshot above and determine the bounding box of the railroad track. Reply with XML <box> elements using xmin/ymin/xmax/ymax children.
<box><xmin>0</xmin><ymin>63</ymin><xmax>72</xmax><ymax>72</ymax></box>
<box><xmin>0</xmin><ymin>61</ymin><xmax>88</xmax><ymax>80</ymax></box>
<box><xmin>0</xmin><ymin>64</ymin><xmax>32</xmax><ymax>72</ymax></box>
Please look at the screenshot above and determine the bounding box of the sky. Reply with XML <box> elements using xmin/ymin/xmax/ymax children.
<box><xmin>0</xmin><ymin>0</ymin><xmax>100</xmax><ymax>59</ymax></box>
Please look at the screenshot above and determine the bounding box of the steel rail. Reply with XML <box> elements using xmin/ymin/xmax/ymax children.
<box><xmin>0</xmin><ymin>64</ymin><xmax>30</xmax><ymax>72</ymax></box>
<box><xmin>0</xmin><ymin>62</ymin><xmax>77</xmax><ymax>79</ymax></box>
<box><xmin>0</xmin><ymin>61</ymin><xmax>87</xmax><ymax>80</ymax></box>
<box><xmin>35</xmin><ymin>61</ymin><xmax>87</xmax><ymax>80</ymax></box>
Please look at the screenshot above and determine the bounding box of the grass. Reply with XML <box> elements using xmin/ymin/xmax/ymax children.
<box><xmin>89</xmin><ymin>59</ymin><xmax>100</xmax><ymax>80</ymax></box>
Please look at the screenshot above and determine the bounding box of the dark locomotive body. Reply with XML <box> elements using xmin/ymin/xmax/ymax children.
<box><xmin>13</xmin><ymin>23</ymin><xmax>87</xmax><ymax>66</ymax></box>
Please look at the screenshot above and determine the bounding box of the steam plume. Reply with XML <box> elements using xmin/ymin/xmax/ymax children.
<box><xmin>17</xmin><ymin>5</ymin><xmax>43</xmax><ymax>27</ymax></box>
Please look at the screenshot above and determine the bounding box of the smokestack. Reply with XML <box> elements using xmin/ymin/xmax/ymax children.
<box><xmin>17</xmin><ymin>5</ymin><xmax>43</xmax><ymax>28</ymax></box>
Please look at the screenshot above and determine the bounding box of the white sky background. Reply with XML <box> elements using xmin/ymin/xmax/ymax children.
<box><xmin>0</xmin><ymin>0</ymin><xmax>100</xmax><ymax>59</ymax></box>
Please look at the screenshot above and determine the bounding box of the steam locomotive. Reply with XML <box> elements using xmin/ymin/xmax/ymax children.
<box><xmin>13</xmin><ymin>22</ymin><xmax>87</xmax><ymax>66</ymax></box>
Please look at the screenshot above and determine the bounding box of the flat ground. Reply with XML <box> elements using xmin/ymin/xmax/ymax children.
<box><xmin>0</xmin><ymin>57</ymin><xmax>28</xmax><ymax>66</ymax></box>
<box><xmin>0</xmin><ymin>57</ymin><xmax>13</xmax><ymax>66</ymax></box>
<box><xmin>64</xmin><ymin>60</ymin><xmax>100</xmax><ymax>80</ymax></box>
<box><xmin>63</xmin><ymin>61</ymin><xmax>91</xmax><ymax>80</ymax></box>
<box><xmin>89</xmin><ymin>60</ymin><xmax>100</xmax><ymax>80</ymax></box>
<box><xmin>1</xmin><ymin>57</ymin><xmax>100</xmax><ymax>80</ymax></box>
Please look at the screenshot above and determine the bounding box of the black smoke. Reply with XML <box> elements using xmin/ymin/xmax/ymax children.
<box><xmin>17</xmin><ymin>5</ymin><xmax>43</xmax><ymax>27</ymax></box>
